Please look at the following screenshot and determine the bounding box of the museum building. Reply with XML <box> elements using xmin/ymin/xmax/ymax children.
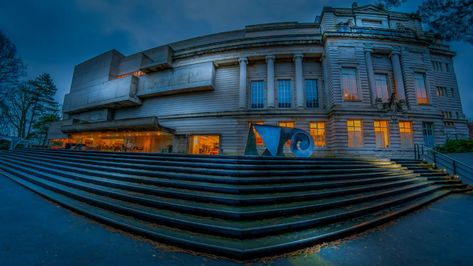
<box><xmin>49</xmin><ymin>4</ymin><xmax>469</xmax><ymax>157</ymax></box>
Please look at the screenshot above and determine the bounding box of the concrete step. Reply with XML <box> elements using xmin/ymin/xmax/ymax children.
<box><xmin>12</xmin><ymin>149</ymin><xmax>399</xmax><ymax>169</ymax></box>
<box><xmin>0</xmin><ymin>166</ymin><xmax>444</xmax><ymax>239</ymax></box>
<box><xmin>6</xmin><ymin>150</ymin><xmax>404</xmax><ymax>177</ymax></box>
<box><xmin>28</xmin><ymin>148</ymin><xmax>392</xmax><ymax>164</ymax></box>
<box><xmin>3</xmin><ymin>170</ymin><xmax>457</xmax><ymax>260</ymax></box>
<box><xmin>1</xmin><ymin>154</ymin><xmax>419</xmax><ymax>195</ymax></box>
<box><xmin>0</xmin><ymin>159</ymin><xmax>425</xmax><ymax>207</ymax></box>
<box><xmin>0</xmin><ymin>160</ymin><xmax>437</xmax><ymax>220</ymax></box>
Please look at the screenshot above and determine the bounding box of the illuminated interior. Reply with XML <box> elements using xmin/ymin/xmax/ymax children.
<box><xmin>50</xmin><ymin>130</ymin><xmax>173</xmax><ymax>153</ymax></box>
<box><xmin>374</xmin><ymin>120</ymin><xmax>389</xmax><ymax>148</ymax></box>
<box><xmin>347</xmin><ymin>119</ymin><xmax>363</xmax><ymax>147</ymax></box>
<box><xmin>278</xmin><ymin>121</ymin><xmax>294</xmax><ymax>128</ymax></box>
<box><xmin>310</xmin><ymin>121</ymin><xmax>326</xmax><ymax>147</ymax></box>
<box><xmin>399</xmin><ymin>121</ymin><xmax>413</xmax><ymax>147</ymax></box>
<box><xmin>189</xmin><ymin>135</ymin><xmax>220</xmax><ymax>155</ymax></box>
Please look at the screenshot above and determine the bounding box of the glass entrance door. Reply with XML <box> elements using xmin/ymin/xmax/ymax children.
<box><xmin>422</xmin><ymin>122</ymin><xmax>434</xmax><ymax>147</ymax></box>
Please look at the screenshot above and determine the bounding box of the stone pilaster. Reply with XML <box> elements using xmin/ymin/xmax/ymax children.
<box><xmin>390</xmin><ymin>51</ymin><xmax>406</xmax><ymax>101</ymax></box>
<box><xmin>294</xmin><ymin>54</ymin><xmax>304</xmax><ymax>108</ymax></box>
<box><xmin>266</xmin><ymin>55</ymin><xmax>275</xmax><ymax>108</ymax></box>
<box><xmin>238</xmin><ymin>57</ymin><xmax>248</xmax><ymax>108</ymax></box>
<box><xmin>364</xmin><ymin>48</ymin><xmax>377</xmax><ymax>105</ymax></box>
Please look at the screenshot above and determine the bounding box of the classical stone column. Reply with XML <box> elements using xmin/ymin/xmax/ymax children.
<box><xmin>294</xmin><ymin>54</ymin><xmax>304</xmax><ymax>108</ymax></box>
<box><xmin>238</xmin><ymin>57</ymin><xmax>248</xmax><ymax>108</ymax></box>
<box><xmin>364</xmin><ymin>49</ymin><xmax>376</xmax><ymax>105</ymax></box>
<box><xmin>266</xmin><ymin>55</ymin><xmax>275</xmax><ymax>108</ymax></box>
<box><xmin>390</xmin><ymin>51</ymin><xmax>406</xmax><ymax>101</ymax></box>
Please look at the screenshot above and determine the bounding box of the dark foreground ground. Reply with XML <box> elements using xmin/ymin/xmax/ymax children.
<box><xmin>1</xmin><ymin>174</ymin><xmax>472</xmax><ymax>266</ymax></box>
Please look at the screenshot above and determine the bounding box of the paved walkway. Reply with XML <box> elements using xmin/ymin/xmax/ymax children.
<box><xmin>1</xmin><ymin>175</ymin><xmax>472</xmax><ymax>266</ymax></box>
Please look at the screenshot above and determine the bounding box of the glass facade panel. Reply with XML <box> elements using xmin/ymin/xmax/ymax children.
<box><xmin>189</xmin><ymin>135</ymin><xmax>220</xmax><ymax>155</ymax></box>
<box><xmin>347</xmin><ymin>119</ymin><xmax>363</xmax><ymax>147</ymax></box>
<box><xmin>342</xmin><ymin>68</ymin><xmax>359</xmax><ymax>101</ymax></box>
<box><xmin>310</xmin><ymin>121</ymin><xmax>326</xmax><ymax>147</ymax></box>
<box><xmin>305</xmin><ymin>79</ymin><xmax>319</xmax><ymax>108</ymax></box>
<box><xmin>250</xmin><ymin>80</ymin><xmax>264</xmax><ymax>108</ymax></box>
<box><xmin>374</xmin><ymin>74</ymin><xmax>389</xmax><ymax>101</ymax></box>
<box><xmin>374</xmin><ymin>120</ymin><xmax>389</xmax><ymax>148</ymax></box>
<box><xmin>399</xmin><ymin>121</ymin><xmax>413</xmax><ymax>148</ymax></box>
<box><xmin>278</xmin><ymin>79</ymin><xmax>292</xmax><ymax>108</ymax></box>
<box><xmin>414</xmin><ymin>73</ymin><xmax>429</xmax><ymax>104</ymax></box>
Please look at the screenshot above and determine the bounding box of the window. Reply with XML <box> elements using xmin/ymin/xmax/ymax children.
<box><xmin>341</xmin><ymin>68</ymin><xmax>359</xmax><ymax>101</ymax></box>
<box><xmin>414</xmin><ymin>73</ymin><xmax>429</xmax><ymax>104</ymax></box>
<box><xmin>189</xmin><ymin>135</ymin><xmax>220</xmax><ymax>155</ymax></box>
<box><xmin>309</xmin><ymin>122</ymin><xmax>326</xmax><ymax>147</ymax></box>
<box><xmin>278</xmin><ymin>121</ymin><xmax>294</xmax><ymax>128</ymax></box>
<box><xmin>450</xmin><ymin>88</ymin><xmax>455</xmax><ymax>97</ymax></box>
<box><xmin>374</xmin><ymin>120</ymin><xmax>390</xmax><ymax>148</ymax></box>
<box><xmin>374</xmin><ymin>74</ymin><xmax>389</xmax><ymax>101</ymax></box>
<box><xmin>305</xmin><ymin>79</ymin><xmax>319</xmax><ymax>108</ymax></box>
<box><xmin>249</xmin><ymin>121</ymin><xmax>264</xmax><ymax>145</ymax></box>
<box><xmin>277</xmin><ymin>79</ymin><xmax>292</xmax><ymax>108</ymax></box>
<box><xmin>399</xmin><ymin>121</ymin><xmax>413</xmax><ymax>148</ymax></box>
<box><xmin>442</xmin><ymin>111</ymin><xmax>452</xmax><ymax>119</ymax></box>
<box><xmin>347</xmin><ymin>119</ymin><xmax>363</xmax><ymax>148</ymax></box>
<box><xmin>432</xmin><ymin>61</ymin><xmax>443</xmax><ymax>71</ymax></box>
<box><xmin>445</xmin><ymin>63</ymin><xmax>451</xmax><ymax>73</ymax></box>
<box><xmin>250</xmin><ymin>80</ymin><xmax>264</xmax><ymax>108</ymax></box>
<box><xmin>444</xmin><ymin>121</ymin><xmax>455</xmax><ymax>128</ymax></box>
<box><xmin>362</xmin><ymin>19</ymin><xmax>383</xmax><ymax>27</ymax></box>
<box><xmin>456</xmin><ymin>112</ymin><xmax>461</xmax><ymax>119</ymax></box>
<box><xmin>436</xmin><ymin>87</ymin><xmax>447</xmax><ymax>97</ymax></box>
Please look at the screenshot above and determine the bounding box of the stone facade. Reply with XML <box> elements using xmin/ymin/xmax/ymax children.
<box><xmin>51</xmin><ymin>4</ymin><xmax>469</xmax><ymax>157</ymax></box>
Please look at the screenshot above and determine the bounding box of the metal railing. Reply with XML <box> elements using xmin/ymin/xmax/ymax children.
<box><xmin>414</xmin><ymin>144</ymin><xmax>473</xmax><ymax>185</ymax></box>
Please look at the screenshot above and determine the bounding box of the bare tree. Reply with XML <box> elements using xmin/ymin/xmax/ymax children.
<box><xmin>380</xmin><ymin>0</ymin><xmax>473</xmax><ymax>44</ymax></box>
<box><xmin>0</xmin><ymin>30</ymin><xmax>25</xmax><ymax>135</ymax></box>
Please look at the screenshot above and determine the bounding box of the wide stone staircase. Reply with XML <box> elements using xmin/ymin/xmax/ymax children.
<box><xmin>0</xmin><ymin>149</ymin><xmax>469</xmax><ymax>260</ymax></box>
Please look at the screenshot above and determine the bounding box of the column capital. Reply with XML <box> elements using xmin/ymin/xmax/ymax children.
<box><xmin>389</xmin><ymin>50</ymin><xmax>401</xmax><ymax>57</ymax></box>
<box><xmin>265</xmin><ymin>55</ymin><xmax>276</xmax><ymax>62</ymax></box>
<box><xmin>238</xmin><ymin>57</ymin><xmax>248</xmax><ymax>64</ymax></box>
<box><xmin>293</xmin><ymin>53</ymin><xmax>304</xmax><ymax>61</ymax></box>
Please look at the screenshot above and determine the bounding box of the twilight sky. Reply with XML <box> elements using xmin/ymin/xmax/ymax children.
<box><xmin>1</xmin><ymin>0</ymin><xmax>472</xmax><ymax>118</ymax></box>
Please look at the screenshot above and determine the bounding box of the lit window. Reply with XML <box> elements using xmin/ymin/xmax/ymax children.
<box><xmin>374</xmin><ymin>120</ymin><xmax>390</xmax><ymax>148</ymax></box>
<box><xmin>249</xmin><ymin>121</ymin><xmax>264</xmax><ymax>145</ymax></box>
<box><xmin>399</xmin><ymin>121</ymin><xmax>413</xmax><ymax>148</ymax></box>
<box><xmin>250</xmin><ymin>80</ymin><xmax>264</xmax><ymax>108</ymax></box>
<box><xmin>374</xmin><ymin>74</ymin><xmax>389</xmax><ymax>101</ymax></box>
<box><xmin>305</xmin><ymin>79</ymin><xmax>319</xmax><ymax>108</ymax></box>
<box><xmin>277</xmin><ymin>79</ymin><xmax>292</xmax><ymax>108</ymax></box>
<box><xmin>414</xmin><ymin>73</ymin><xmax>429</xmax><ymax>105</ymax></box>
<box><xmin>310</xmin><ymin>122</ymin><xmax>326</xmax><ymax>147</ymax></box>
<box><xmin>190</xmin><ymin>135</ymin><xmax>220</xmax><ymax>155</ymax></box>
<box><xmin>278</xmin><ymin>121</ymin><xmax>294</xmax><ymax>128</ymax></box>
<box><xmin>347</xmin><ymin>119</ymin><xmax>363</xmax><ymax>148</ymax></box>
<box><xmin>342</xmin><ymin>68</ymin><xmax>359</xmax><ymax>101</ymax></box>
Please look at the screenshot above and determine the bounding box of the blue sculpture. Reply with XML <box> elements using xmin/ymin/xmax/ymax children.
<box><xmin>245</xmin><ymin>124</ymin><xmax>314</xmax><ymax>157</ymax></box>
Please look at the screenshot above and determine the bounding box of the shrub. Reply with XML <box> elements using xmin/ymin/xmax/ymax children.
<box><xmin>436</xmin><ymin>139</ymin><xmax>473</xmax><ymax>153</ymax></box>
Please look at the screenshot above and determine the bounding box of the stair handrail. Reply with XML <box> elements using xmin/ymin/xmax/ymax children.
<box><xmin>414</xmin><ymin>143</ymin><xmax>473</xmax><ymax>185</ymax></box>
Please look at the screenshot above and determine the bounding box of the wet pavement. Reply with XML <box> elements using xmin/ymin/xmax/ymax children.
<box><xmin>1</xmin><ymin>175</ymin><xmax>472</xmax><ymax>266</ymax></box>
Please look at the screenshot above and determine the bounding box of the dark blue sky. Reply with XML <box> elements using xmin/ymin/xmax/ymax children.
<box><xmin>1</xmin><ymin>0</ymin><xmax>472</xmax><ymax>118</ymax></box>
